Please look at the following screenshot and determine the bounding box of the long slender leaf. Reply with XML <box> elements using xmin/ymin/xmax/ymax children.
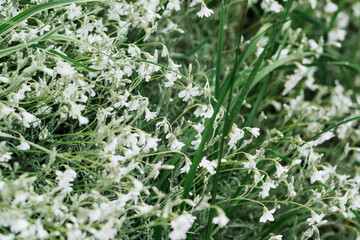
<box><xmin>0</xmin><ymin>0</ymin><xmax>99</xmax><ymax>37</ymax></box>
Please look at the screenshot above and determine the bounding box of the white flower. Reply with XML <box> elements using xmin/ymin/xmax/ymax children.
<box><xmin>339</xmin><ymin>192</ymin><xmax>349</xmax><ymax>211</ymax></box>
<box><xmin>269</xmin><ymin>235</ymin><xmax>283</xmax><ymax>240</ymax></box>
<box><xmin>56</xmin><ymin>168</ymin><xmax>77</xmax><ymax>192</ymax></box>
<box><xmin>260</xmin><ymin>0</ymin><xmax>283</xmax><ymax>13</ymax></box>
<box><xmin>170</xmin><ymin>138</ymin><xmax>185</xmax><ymax>151</ymax></box>
<box><xmin>145</xmin><ymin>108</ymin><xmax>157</xmax><ymax>121</ymax></box>
<box><xmin>248</xmin><ymin>127</ymin><xmax>260</xmax><ymax>138</ymax></box>
<box><xmin>180</xmin><ymin>158</ymin><xmax>192</xmax><ymax>173</ymax></box>
<box><xmin>243</xmin><ymin>153</ymin><xmax>257</xmax><ymax>172</ymax></box>
<box><xmin>328</xmin><ymin>28</ymin><xmax>347</xmax><ymax>42</ymax></box>
<box><xmin>260</xmin><ymin>208</ymin><xmax>276</xmax><ymax>223</ymax></box>
<box><xmin>309</xmin><ymin>0</ymin><xmax>317</xmax><ymax>9</ymax></box>
<box><xmin>212</xmin><ymin>213</ymin><xmax>230</xmax><ymax>227</ymax></box>
<box><xmin>94</xmin><ymin>220</ymin><xmax>117</xmax><ymax>240</ymax></box>
<box><xmin>10</xmin><ymin>218</ymin><xmax>29</xmax><ymax>233</ymax></box>
<box><xmin>167</xmin><ymin>0</ymin><xmax>181</xmax><ymax>11</ymax></box>
<box><xmin>128</xmin><ymin>98</ymin><xmax>140</xmax><ymax>111</ymax></box>
<box><xmin>128</xmin><ymin>44</ymin><xmax>141</xmax><ymax>57</ymax></box>
<box><xmin>89</xmin><ymin>208</ymin><xmax>101</xmax><ymax>222</ymax></box>
<box><xmin>354</xmin><ymin>3</ymin><xmax>360</xmax><ymax>17</ymax></box>
<box><xmin>68</xmin><ymin>229</ymin><xmax>85</xmax><ymax>240</ymax></box>
<box><xmin>309</xmin><ymin>131</ymin><xmax>335</xmax><ymax>147</ymax></box>
<box><xmin>21</xmin><ymin>111</ymin><xmax>39</xmax><ymax>128</ymax></box>
<box><xmin>0</xmin><ymin>152</ymin><xmax>12</xmax><ymax>162</ymax></box>
<box><xmin>193</xmin><ymin>123</ymin><xmax>205</xmax><ymax>134</ymax></box>
<box><xmin>178</xmin><ymin>83</ymin><xmax>200</xmax><ymax>102</ymax></box>
<box><xmin>199</xmin><ymin>157</ymin><xmax>217</xmax><ymax>175</ymax></box>
<box><xmin>324</xmin><ymin>1</ymin><xmax>338</xmax><ymax>13</ymax></box>
<box><xmin>55</xmin><ymin>61</ymin><xmax>76</xmax><ymax>77</ymax></box>
<box><xmin>169</xmin><ymin>214</ymin><xmax>196</xmax><ymax>240</ymax></box>
<box><xmin>137</xmin><ymin>204</ymin><xmax>154</xmax><ymax>214</ymax></box>
<box><xmin>204</xmin><ymin>105</ymin><xmax>214</xmax><ymax>118</ymax></box>
<box><xmin>197</xmin><ymin>2</ymin><xmax>214</xmax><ymax>18</ymax></box>
<box><xmin>67</xmin><ymin>3</ymin><xmax>82</xmax><ymax>20</ymax></box>
<box><xmin>17</xmin><ymin>141</ymin><xmax>30</xmax><ymax>150</ymax></box>
<box><xmin>165</xmin><ymin>72</ymin><xmax>181</xmax><ymax>87</ymax></box>
<box><xmin>143</xmin><ymin>136</ymin><xmax>160</xmax><ymax>152</ymax></box>
<box><xmin>274</xmin><ymin>162</ymin><xmax>289</xmax><ymax>178</ymax></box>
<box><xmin>0</xmin><ymin>103</ymin><xmax>15</xmax><ymax>118</ymax></box>
<box><xmin>260</xmin><ymin>178</ymin><xmax>277</xmax><ymax>198</ymax></box>
<box><xmin>69</xmin><ymin>102</ymin><xmax>88</xmax><ymax>125</ymax></box>
<box><xmin>307</xmin><ymin>212</ymin><xmax>327</xmax><ymax>226</ymax></box>
<box><xmin>228</xmin><ymin>125</ymin><xmax>244</xmax><ymax>149</ymax></box>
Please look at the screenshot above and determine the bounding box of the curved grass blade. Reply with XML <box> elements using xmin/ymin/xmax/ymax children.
<box><xmin>0</xmin><ymin>25</ymin><xmax>62</xmax><ymax>58</ymax></box>
<box><xmin>0</xmin><ymin>0</ymin><xmax>99</xmax><ymax>37</ymax></box>
<box><xmin>31</xmin><ymin>44</ymin><xmax>101</xmax><ymax>72</ymax></box>
<box><xmin>205</xmin><ymin>1</ymin><xmax>233</xmax><ymax>239</ymax></box>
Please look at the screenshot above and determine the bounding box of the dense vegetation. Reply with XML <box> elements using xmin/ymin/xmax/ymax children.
<box><xmin>1</xmin><ymin>0</ymin><xmax>360</xmax><ymax>239</ymax></box>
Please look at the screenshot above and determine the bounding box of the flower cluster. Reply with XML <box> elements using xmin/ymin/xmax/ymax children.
<box><xmin>0</xmin><ymin>0</ymin><xmax>360</xmax><ymax>239</ymax></box>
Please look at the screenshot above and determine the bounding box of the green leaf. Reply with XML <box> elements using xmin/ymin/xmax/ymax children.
<box><xmin>0</xmin><ymin>0</ymin><xmax>99</xmax><ymax>37</ymax></box>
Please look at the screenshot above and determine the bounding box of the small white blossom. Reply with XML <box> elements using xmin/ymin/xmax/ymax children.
<box><xmin>324</xmin><ymin>1</ymin><xmax>338</xmax><ymax>13</ymax></box>
<box><xmin>269</xmin><ymin>235</ymin><xmax>283</xmax><ymax>240</ymax></box>
<box><xmin>260</xmin><ymin>178</ymin><xmax>277</xmax><ymax>198</ymax></box>
<box><xmin>17</xmin><ymin>141</ymin><xmax>30</xmax><ymax>150</ymax></box>
<box><xmin>178</xmin><ymin>83</ymin><xmax>200</xmax><ymax>102</ymax></box>
<box><xmin>56</xmin><ymin>168</ymin><xmax>77</xmax><ymax>192</ymax></box>
<box><xmin>260</xmin><ymin>208</ymin><xmax>276</xmax><ymax>223</ymax></box>
<box><xmin>212</xmin><ymin>213</ymin><xmax>230</xmax><ymax>227</ymax></box>
<box><xmin>307</xmin><ymin>212</ymin><xmax>327</xmax><ymax>226</ymax></box>
<box><xmin>0</xmin><ymin>152</ymin><xmax>12</xmax><ymax>162</ymax></box>
<box><xmin>145</xmin><ymin>108</ymin><xmax>157</xmax><ymax>121</ymax></box>
<box><xmin>197</xmin><ymin>2</ymin><xmax>214</xmax><ymax>18</ymax></box>
<box><xmin>169</xmin><ymin>214</ymin><xmax>196</xmax><ymax>240</ymax></box>
<box><xmin>55</xmin><ymin>61</ymin><xmax>76</xmax><ymax>77</ymax></box>
<box><xmin>248</xmin><ymin>127</ymin><xmax>260</xmax><ymax>138</ymax></box>
<box><xmin>67</xmin><ymin>3</ymin><xmax>82</xmax><ymax>20</ymax></box>
<box><xmin>261</xmin><ymin>0</ymin><xmax>283</xmax><ymax>13</ymax></box>
<box><xmin>93</xmin><ymin>220</ymin><xmax>117</xmax><ymax>240</ymax></box>
<box><xmin>199</xmin><ymin>157</ymin><xmax>217</xmax><ymax>175</ymax></box>
<box><xmin>167</xmin><ymin>0</ymin><xmax>181</xmax><ymax>11</ymax></box>
<box><xmin>228</xmin><ymin>124</ymin><xmax>244</xmax><ymax>149</ymax></box>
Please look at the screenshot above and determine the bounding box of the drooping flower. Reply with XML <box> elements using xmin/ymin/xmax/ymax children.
<box><xmin>229</xmin><ymin>124</ymin><xmax>245</xmax><ymax>149</ymax></box>
<box><xmin>199</xmin><ymin>157</ymin><xmax>217</xmax><ymax>175</ymax></box>
<box><xmin>197</xmin><ymin>2</ymin><xmax>214</xmax><ymax>18</ymax></box>
<box><xmin>260</xmin><ymin>208</ymin><xmax>276</xmax><ymax>223</ymax></box>
<box><xmin>212</xmin><ymin>213</ymin><xmax>230</xmax><ymax>227</ymax></box>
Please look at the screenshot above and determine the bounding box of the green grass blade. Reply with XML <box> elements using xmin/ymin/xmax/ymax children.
<box><xmin>0</xmin><ymin>0</ymin><xmax>99</xmax><ymax>37</ymax></box>
<box><xmin>205</xmin><ymin>2</ymin><xmax>246</xmax><ymax>239</ymax></box>
<box><xmin>214</xmin><ymin>3</ymin><xmax>225</xmax><ymax>100</ymax></box>
<box><xmin>0</xmin><ymin>25</ymin><xmax>62</xmax><ymax>58</ymax></box>
<box><xmin>31</xmin><ymin>44</ymin><xmax>101</xmax><ymax>72</ymax></box>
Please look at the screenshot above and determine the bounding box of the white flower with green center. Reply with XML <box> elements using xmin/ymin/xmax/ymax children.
<box><xmin>178</xmin><ymin>83</ymin><xmax>199</xmax><ymax>102</ymax></box>
<box><xmin>67</xmin><ymin>3</ymin><xmax>82</xmax><ymax>20</ymax></box>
